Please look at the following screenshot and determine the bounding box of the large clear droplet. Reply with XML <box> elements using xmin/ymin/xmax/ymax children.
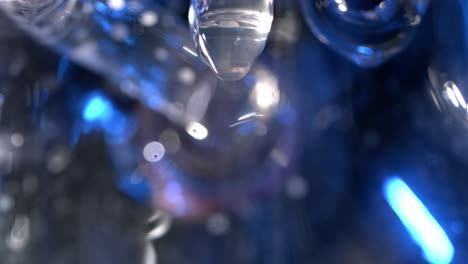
<box><xmin>300</xmin><ymin>0</ymin><xmax>430</xmax><ymax>67</ymax></box>
<box><xmin>189</xmin><ymin>0</ymin><xmax>274</xmax><ymax>81</ymax></box>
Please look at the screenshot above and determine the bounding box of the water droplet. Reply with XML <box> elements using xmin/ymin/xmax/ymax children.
<box><xmin>300</xmin><ymin>0</ymin><xmax>430</xmax><ymax>66</ymax></box>
<box><xmin>189</xmin><ymin>1</ymin><xmax>274</xmax><ymax>81</ymax></box>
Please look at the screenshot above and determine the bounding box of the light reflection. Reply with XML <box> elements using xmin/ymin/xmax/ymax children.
<box><xmin>107</xmin><ymin>0</ymin><xmax>125</xmax><ymax>11</ymax></box>
<box><xmin>444</xmin><ymin>81</ymin><xmax>466</xmax><ymax>109</ymax></box>
<box><xmin>6</xmin><ymin>216</ymin><xmax>30</xmax><ymax>252</ymax></box>
<box><xmin>143</xmin><ymin>141</ymin><xmax>165</xmax><ymax>163</ymax></box>
<box><xmin>144</xmin><ymin>241</ymin><xmax>157</xmax><ymax>264</ymax></box>
<box><xmin>338</xmin><ymin>4</ymin><xmax>348</xmax><ymax>12</ymax></box>
<box><xmin>80</xmin><ymin>92</ymin><xmax>135</xmax><ymax>145</ymax></box>
<box><xmin>186</xmin><ymin>121</ymin><xmax>208</xmax><ymax>140</ymax></box>
<box><xmin>164</xmin><ymin>181</ymin><xmax>187</xmax><ymax>216</ymax></box>
<box><xmin>83</xmin><ymin>94</ymin><xmax>112</xmax><ymax>122</ymax></box>
<box><xmin>250</xmin><ymin>71</ymin><xmax>280</xmax><ymax>111</ymax></box>
<box><xmin>147</xmin><ymin>211</ymin><xmax>172</xmax><ymax>241</ymax></box>
<box><xmin>182</xmin><ymin>46</ymin><xmax>198</xmax><ymax>57</ymax></box>
<box><xmin>383</xmin><ymin>177</ymin><xmax>454</xmax><ymax>264</ymax></box>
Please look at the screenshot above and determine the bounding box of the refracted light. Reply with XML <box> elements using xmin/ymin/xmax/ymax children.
<box><xmin>338</xmin><ymin>4</ymin><xmax>348</xmax><ymax>12</ymax></box>
<box><xmin>189</xmin><ymin>0</ymin><xmax>274</xmax><ymax>80</ymax></box>
<box><xmin>383</xmin><ymin>177</ymin><xmax>454</xmax><ymax>264</ymax></box>
<box><xmin>82</xmin><ymin>95</ymin><xmax>112</xmax><ymax>122</ymax></box>
<box><xmin>164</xmin><ymin>181</ymin><xmax>187</xmax><ymax>216</ymax></box>
<box><xmin>186</xmin><ymin>121</ymin><xmax>208</xmax><ymax>140</ymax></box>
<box><xmin>255</xmin><ymin>80</ymin><xmax>280</xmax><ymax>109</ymax></box>
<box><xmin>445</xmin><ymin>87</ymin><xmax>459</xmax><ymax>108</ymax></box>
<box><xmin>80</xmin><ymin>92</ymin><xmax>134</xmax><ymax>145</ymax></box>
<box><xmin>444</xmin><ymin>81</ymin><xmax>466</xmax><ymax>109</ymax></box>
<box><xmin>107</xmin><ymin>0</ymin><xmax>125</xmax><ymax>11</ymax></box>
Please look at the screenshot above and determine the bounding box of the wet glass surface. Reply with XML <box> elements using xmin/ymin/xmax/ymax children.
<box><xmin>0</xmin><ymin>1</ymin><xmax>467</xmax><ymax>264</ymax></box>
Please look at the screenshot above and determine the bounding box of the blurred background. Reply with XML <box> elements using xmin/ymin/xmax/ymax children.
<box><xmin>0</xmin><ymin>0</ymin><xmax>467</xmax><ymax>263</ymax></box>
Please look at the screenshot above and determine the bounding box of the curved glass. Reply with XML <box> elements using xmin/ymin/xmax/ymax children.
<box><xmin>300</xmin><ymin>0</ymin><xmax>430</xmax><ymax>67</ymax></box>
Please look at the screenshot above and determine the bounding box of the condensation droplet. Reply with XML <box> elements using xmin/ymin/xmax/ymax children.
<box><xmin>189</xmin><ymin>1</ymin><xmax>274</xmax><ymax>81</ymax></box>
<box><xmin>143</xmin><ymin>142</ymin><xmax>165</xmax><ymax>163</ymax></box>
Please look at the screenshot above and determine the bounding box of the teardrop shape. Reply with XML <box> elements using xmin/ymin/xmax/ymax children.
<box><xmin>189</xmin><ymin>0</ymin><xmax>274</xmax><ymax>81</ymax></box>
<box><xmin>300</xmin><ymin>0</ymin><xmax>430</xmax><ymax>67</ymax></box>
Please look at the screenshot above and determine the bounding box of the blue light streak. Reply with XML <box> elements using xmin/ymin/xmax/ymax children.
<box><xmin>383</xmin><ymin>177</ymin><xmax>454</xmax><ymax>264</ymax></box>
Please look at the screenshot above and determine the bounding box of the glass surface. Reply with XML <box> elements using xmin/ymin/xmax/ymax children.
<box><xmin>300</xmin><ymin>0</ymin><xmax>430</xmax><ymax>67</ymax></box>
<box><xmin>189</xmin><ymin>0</ymin><xmax>274</xmax><ymax>81</ymax></box>
<box><xmin>2</xmin><ymin>1</ymin><xmax>468</xmax><ymax>264</ymax></box>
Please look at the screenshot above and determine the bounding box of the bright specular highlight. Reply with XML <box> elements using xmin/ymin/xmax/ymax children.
<box><xmin>383</xmin><ymin>177</ymin><xmax>454</xmax><ymax>264</ymax></box>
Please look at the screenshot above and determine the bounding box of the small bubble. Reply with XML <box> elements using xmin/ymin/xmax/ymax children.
<box><xmin>10</xmin><ymin>133</ymin><xmax>24</xmax><ymax>148</ymax></box>
<box><xmin>206</xmin><ymin>213</ymin><xmax>230</xmax><ymax>235</ymax></box>
<box><xmin>47</xmin><ymin>148</ymin><xmax>71</xmax><ymax>174</ymax></box>
<box><xmin>143</xmin><ymin>142</ymin><xmax>165</xmax><ymax>163</ymax></box>
<box><xmin>111</xmin><ymin>23</ymin><xmax>130</xmax><ymax>42</ymax></box>
<box><xmin>0</xmin><ymin>195</ymin><xmax>14</xmax><ymax>212</ymax></box>
<box><xmin>177</xmin><ymin>67</ymin><xmax>196</xmax><ymax>86</ymax></box>
<box><xmin>154</xmin><ymin>47</ymin><xmax>169</xmax><ymax>61</ymax></box>
<box><xmin>139</xmin><ymin>11</ymin><xmax>159</xmax><ymax>27</ymax></box>
<box><xmin>285</xmin><ymin>176</ymin><xmax>309</xmax><ymax>200</ymax></box>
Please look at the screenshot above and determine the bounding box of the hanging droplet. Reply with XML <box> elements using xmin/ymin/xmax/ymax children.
<box><xmin>189</xmin><ymin>0</ymin><xmax>274</xmax><ymax>81</ymax></box>
<box><xmin>300</xmin><ymin>0</ymin><xmax>430</xmax><ymax>67</ymax></box>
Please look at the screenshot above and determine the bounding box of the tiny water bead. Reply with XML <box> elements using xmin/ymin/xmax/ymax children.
<box><xmin>300</xmin><ymin>0</ymin><xmax>430</xmax><ymax>67</ymax></box>
<box><xmin>189</xmin><ymin>0</ymin><xmax>274</xmax><ymax>81</ymax></box>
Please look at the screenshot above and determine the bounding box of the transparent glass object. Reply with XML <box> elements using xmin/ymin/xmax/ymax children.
<box><xmin>189</xmin><ymin>0</ymin><xmax>274</xmax><ymax>81</ymax></box>
<box><xmin>136</xmin><ymin>63</ymin><xmax>298</xmax><ymax>218</ymax></box>
<box><xmin>300</xmin><ymin>0</ymin><xmax>430</xmax><ymax>67</ymax></box>
<box><xmin>0</xmin><ymin>0</ymin><xmax>209</xmax><ymax>124</ymax></box>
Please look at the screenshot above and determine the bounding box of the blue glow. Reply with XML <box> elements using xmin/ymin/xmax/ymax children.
<box><xmin>83</xmin><ymin>95</ymin><xmax>111</xmax><ymax>122</ymax></box>
<box><xmin>164</xmin><ymin>181</ymin><xmax>187</xmax><ymax>216</ymax></box>
<box><xmin>119</xmin><ymin>174</ymin><xmax>151</xmax><ymax>203</ymax></box>
<box><xmin>357</xmin><ymin>45</ymin><xmax>374</xmax><ymax>55</ymax></box>
<box><xmin>383</xmin><ymin>177</ymin><xmax>454</xmax><ymax>264</ymax></box>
